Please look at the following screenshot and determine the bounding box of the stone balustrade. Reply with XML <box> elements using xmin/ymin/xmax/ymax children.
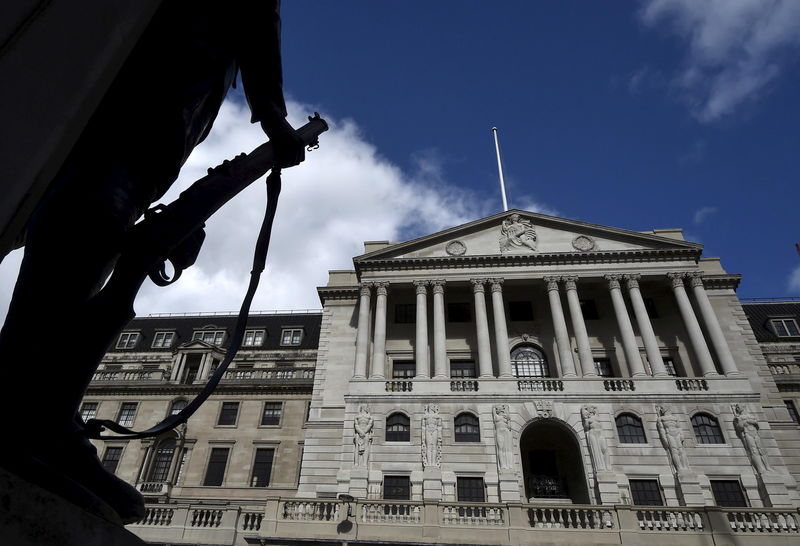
<box><xmin>385</xmin><ymin>380</ymin><xmax>413</xmax><ymax>392</ymax></box>
<box><xmin>91</xmin><ymin>368</ymin><xmax>167</xmax><ymax>382</ymax></box>
<box><xmin>768</xmin><ymin>362</ymin><xmax>800</xmax><ymax>376</ymax></box>
<box><xmin>450</xmin><ymin>379</ymin><xmax>479</xmax><ymax>392</ymax></box>
<box><xmin>136</xmin><ymin>481</ymin><xmax>169</xmax><ymax>495</ymax></box>
<box><xmin>517</xmin><ymin>379</ymin><xmax>564</xmax><ymax>392</ymax></box>
<box><xmin>676</xmin><ymin>378</ymin><xmax>709</xmax><ymax>391</ymax></box>
<box><xmin>130</xmin><ymin>500</ymin><xmax>800</xmax><ymax>545</ymax></box>
<box><xmin>221</xmin><ymin>367</ymin><xmax>314</xmax><ymax>382</ymax></box>
<box><xmin>604</xmin><ymin>379</ymin><xmax>635</xmax><ymax>391</ymax></box>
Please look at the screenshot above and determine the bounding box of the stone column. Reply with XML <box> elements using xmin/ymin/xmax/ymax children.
<box><xmin>563</xmin><ymin>276</ymin><xmax>596</xmax><ymax>376</ymax></box>
<box><xmin>353</xmin><ymin>283</ymin><xmax>372</xmax><ymax>379</ymax></box>
<box><xmin>490</xmin><ymin>278</ymin><xmax>513</xmax><ymax>377</ymax></box>
<box><xmin>413</xmin><ymin>281</ymin><xmax>430</xmax><ymax>379</ymax></box>
<box><xmin>170</xmin><ymin>354</ymin><xmax>185</xmax><ymax>382</ymax></box>
<box><xmin>625</xmin><ymin>275</ymin><xmax>667</xmax><ymax>376</ymax></box>
<box><xmin>431</xmin><ymin>280</ymin><xmax>448</xmax><ymax>378</ymax></box>
<box><xmin>688</xmin><ymin>273</ymin><xmax>740</xmax><ymax>376</ymax></box>
<box><xmin>667</xmin><ymin>273</ymin><xmax>717</xmax><ymax>377</ymax></box>
<box><xmin>543</xmin><ymin>276</ymin><xmax>577</xmax><ymax>377</ymax></box>
<box><xmin>605</xmin><ymin>274</ymin><xmax>646</xmax><ymax>377</ymax></box>
<box><xmin>471</xmin><ymin>279</ymin><xmax>494</xmax><ymax>377</ymax></box>
<box><xmin>197</xmin><ymin>353</ymin><xmax>211</xmax><ymax>382</ymax></box>
<box><xmin>369</xmin><ymin>282</ymin><xmax>389</xmax><ymax>379</ymax></box>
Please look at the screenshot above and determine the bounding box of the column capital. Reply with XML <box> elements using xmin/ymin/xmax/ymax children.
<box><xmin>489</xmin><ymin>278</ymin><xmax>504</xmax><ymax>292</ymax></box>
<box><xmin>413</xmin><ymin>280</ymin><xmax>429</xmax><ymax>294</ymax></box>
<box><xmin>375</xmin><ymin>282</ymin><xmax>390</xmax><ymax>296</ymax></box>
<box><xmin>687</xmin><ymin>272</ymin><xmax>705</xmax><ymax>288</ymax></box>
<box><xmin>470</xmin><ymin>278</ymin><xmax>487</xmax><ymax>293</ymax></box>
<box><xmin>667</xmin><ymin>272</ymin><xmax>686</xmax><ymax>289</ymax></box>
<box><xmin>543</xmin><ymin>276</ymin><xmax>560</xmax><ymax>292</ymax></box>
<box><xmin>562</xmin><ymin>276</ymin><xmax>579</xmax><ymax>291</ymax></box>
<box><xmin>623</xmin><ymin>274</ymin><xmax>641</xmax><ymax>290</ymax></box>
<box><xmin>359</xmin><ymin>283</ymin><xmax>373</xmax><ymax>297</ymax></box>
<box><xmin>431</xmin><ymin>280</ymin><xmax>446</xmax><ymax>294</ymax></box>
<box><xmin>603</xmin><ymin>274</ymin><xmax>622</xmax><ymax>290</ymax></box>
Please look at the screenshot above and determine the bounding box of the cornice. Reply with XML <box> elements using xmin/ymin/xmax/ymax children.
<box><xmin>317</xmin><ymin>286</ymin><xmax>359</xmax><ymax>305</ymax></box>
<box><xmin>702</xmin><ymin>274</ymin><xmax>742</xmax><ymax>290</ymax></box>
<box><xmin>85</xmin><ymin>381</ymin><xmax>314</xmax><ymax>396</ymax></box>
<box><xmin>355</xmin><ymin>248</ymin><xmax>702</xmax><ymax>274</ymax></box>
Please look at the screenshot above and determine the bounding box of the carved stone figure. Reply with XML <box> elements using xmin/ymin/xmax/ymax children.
<box><xmin>582</xmin><ymin>405</ymin><xmax>609</xmax><ymax>472</ymax></box>
<box><xmin>421</xmin><ymin>404</ymin><xmax>442</xmax><ymax>469</ymax></box>
<box><xmin>494</xmin><ymin>405</ymin><xmax>515</xmax><ymax>470</ymax></box>
<box><xmin>656</xmin><ymin>406</ymin><xmax>690</xmax><ymax>472</ymax></box>
<box><xmin>732</xmin><ymin>404</ymin><xmax>772</xmax><ymax>474</ymax></box>
<box><xmin>499</xmin><ymin>213</ymin><xmax>537</xmax><ymax>252</ymax></box>
<box><xmin>353</xmin><ymin>405</ymin><xmax>374</xmax><ymax>467</ymax></box>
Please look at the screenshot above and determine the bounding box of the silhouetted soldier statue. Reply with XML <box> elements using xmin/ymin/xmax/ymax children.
<box><xmin>0</xmin><ymin>0</ymin><xmax>304</xmax><ymax>524</ymax></box>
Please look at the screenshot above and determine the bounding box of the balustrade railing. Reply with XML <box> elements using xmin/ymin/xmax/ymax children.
<box><xmin>636</xmin><ymin>508</ymin><xmax>704</xmax><ymax>531</ymax></box>
<box><xmin>139</xmin><ymin>507</ymin><xmax>174</xmax><ymax>526</ymax></box>
<box><xmin>360</xmin><ymin>501</ymin><xmax>422</xmax><ymax>524</ymax></box>
<box><xmin>604</xmin><ymin>379</ymin><xmax>635</xmax><ymax>391</ymax></box>
<box><xmin>768</xmin><ymin>362</ymin><xmax>800</xmax><ymax>376</ymax></box>
<box><xmin>450</xmin><ymin>379</ymin><xmax>479</xmax><ymax>392</ymax></box>
<box><xmin>137</xmin><ymin>481</ymin><xmax>169</xmax><ymax>495</ymax></box>
<box><xmin>282</xmin><ymin>500</ymin><xmax>339</xmax><ymax>521</ymax></box>
<box><xmin>725</xmin><ymin>509</ymin><xmax>799</xmax><ymax>533</ymax></box>
<box><xmin>440</xmin><ymin>503</ymin><xmax>505</xmax><ymax>526</ymax></box>
<box><xmin>518</xmin><ymin>379</ymin><xmax>564</xmax><ymax>392</ymax></box>
<box><xmin>221</xmin><ymin>367</ymin><xmax>314</xmax><ymax>382</ymax></box>
<box><xmin>676</xmin><ymin>378</ymin><xmax>709</xmax><ymax>391</ymax></box>
<box><xmin>385</xmin><ymin>380</ymin><xmax>413</xmax><ymax>392</ymax></box>
<box><xmin>528</xmin><ymin>506</ymin><xmax>613</xmax><ymax>529</ymax></box>
<box><xmin>191</xmin><ymin>508</ymin><xmax>223</xmax><ymax>527</ymax></box>
<box><xmin>240</xmin><ymin>511</ymin><xmax>263</xmax><ymax>531</ymax></box>
<box><xmin>92</xmin><ymin>368</ymin><xmax>167</xmax><ymax>382</ymax></box>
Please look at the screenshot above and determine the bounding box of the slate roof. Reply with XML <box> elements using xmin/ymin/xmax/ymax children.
<box><xmin>741</xmin><ymin>301</ymin><xmax>800</xmax><ymax>342</ymax></box>
<box><xmin>108</xmin><ymin>311</ymin><xmax>322</xmax><ymax>353</ymax></box>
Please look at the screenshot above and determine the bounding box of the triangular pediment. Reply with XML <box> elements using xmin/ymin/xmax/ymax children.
<box><xmin>178</xmin><ymin>339</ymin><xmax>217</xmax><ymax>350</ymax></box>
<box><xmin>355</xmin><ymin>209</ymin><xmax>701</xmax><ymax>262</ymax></box>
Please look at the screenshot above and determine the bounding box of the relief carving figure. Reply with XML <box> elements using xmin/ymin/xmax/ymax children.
<box><xmin>656</xmin><ymin>406</ymin><xmax>690</xmax><ymax>472</ymax></box>
<box><xmin>353</xmin><ymin>405</ymin><xmax>374</xmax><ymax>467</ymax></box>
<box><xmin>581</xmin><ymin>405</ymin><xmax>609</xmax><ymax>472</ymax></box>
<box><xmin>732</xmin><ymin>404</ymin><xmax>772</xmax><ymax>474</ymax></box>
<box><xmin>421</xmin><ymin>404</ymin><xmax>442</xmax><ymax>469</ymax></box>
<box><xmin>535</xmin><ymin>400</ymin><xmax>553</xmax><ymax>419</ymax></box>
<box><xmin>494</xmin><ymin>404</ymin><xmax>515</xmax><ymax>470</ymax></box>
<box><xmin>499</xmin><ymin>213</ymin><xmax>537</xmax><ymax>253</ymax></box>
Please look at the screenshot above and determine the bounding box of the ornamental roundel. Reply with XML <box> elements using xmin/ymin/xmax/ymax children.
<box><xmin>572</xmin><ymin>235</ymin><xmax>596</xmax><ymax>252</ymax></box>
<box><xmin>445</xmin><ymin>240</ymin><xmax>467</xmax><ymax>256</ymax></box>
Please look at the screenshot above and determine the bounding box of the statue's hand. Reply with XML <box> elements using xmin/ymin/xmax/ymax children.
<box><xmin>261</xmin><ymin>118</ymin><xmax>305</xmax><ymax>168</ymax></box>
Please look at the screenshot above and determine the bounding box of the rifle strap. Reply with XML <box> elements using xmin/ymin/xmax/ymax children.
<box><xmin>85</xmin><ymin>168</ymin><xmax>282</xmax><ymax>440</ymax></box>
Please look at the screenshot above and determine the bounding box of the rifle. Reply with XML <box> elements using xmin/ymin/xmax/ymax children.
<box><xmin>83</xmin><ymin>113</ymin><xmax>328</xmax><ymax>439</ymax></box>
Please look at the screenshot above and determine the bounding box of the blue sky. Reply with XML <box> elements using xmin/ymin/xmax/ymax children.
<box><xmin>278</xmin><ymin>1</ymin><xmax>800</xmax><ymax>298</ymax></box>
<box><xmin>2</xmin><ymin>1</ymin><xmax>799</xmax><ymax>317</ymax></box>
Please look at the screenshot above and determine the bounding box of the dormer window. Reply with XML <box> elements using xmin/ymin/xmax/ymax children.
<box><xmin>193</xmin><ymin>329</ymin><xmax>225</xmax><ymax>345</ymax></box>
<box><xmin>281</xmin><ymin>328</ymin><xmax>303</xmax><ymax>346</ymax></box>
<box><xmin>770</xmin><ymin>318</ymin><xmax>800</xmax><ymax>337</ymax></box>
<box><xmin>116</xmin><ymin>332</ymin><xmax>139</xmax><ymax>349</ymax></box>
<box><xmin>152</xmin><ymin>331</ymin><xmax>175</xmax><ymax>348</ymax></box>
<box><xmin>243</xmin><ymin>329</ymin><xmax>265</xmax><ymax>347</ymax></box>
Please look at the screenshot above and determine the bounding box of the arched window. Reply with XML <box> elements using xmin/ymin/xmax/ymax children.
<box><xmin>386</xmin><ymin>413</ymin><xmax>410</xmax><ymax>442</ymax></box>
<box><xmin>169</xmin><ymin>399</ymin><xmax>187</xmax><ymax>416</ymax></box>
<box><xmin>616</xmin><ymin>414</ymin><xmax>647</xmax><ymax>444</ymax></box>
<box><xmin>148</xmin><ymin>438</ymin><xmax>176</xmax><ymax>482</ymax></box>
<box><xmin>454</xmin><ymin>413</ymin><xmax>480</xmax><ymax>442</ymax></box>
<box><xmin>511</xmin><ymin>345</ymin><xmax>550</xmax><ymax>377</ymax></box>
<box><xmin>691</xmin><ymin>413</ymin><xmax>725</xmax><ymax>444</ymax></box>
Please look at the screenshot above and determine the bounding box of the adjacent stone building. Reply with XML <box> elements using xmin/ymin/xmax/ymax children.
<box><xmin>88</xmin><ymin>210</ymin><xmax>800</xmax><ymax>545</ymax></box>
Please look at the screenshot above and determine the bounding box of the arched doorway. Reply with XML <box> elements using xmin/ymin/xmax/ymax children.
<box><xmin>519</xmin><ymin>419</ymin><xmax>590</xmax><ymax>504</ymax></box>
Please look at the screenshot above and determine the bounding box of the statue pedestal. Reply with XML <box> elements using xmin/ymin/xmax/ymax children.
<box><xmin>422</xmin><ymin>468</ymin><xmax>443</xmax><ymax>501</ymax></box>
<box><xmin>498</xmin><ymin>471</ymin><xmax>521</xmax><ymax>502</ymax></box>
<box><xmin>676</xmin><ymin>472</ymin><xmax>706</xmax><ymax>506</ymax></box>
<box><xmin>758</xmin><ymin>471</ymin><xmax>795</xmax><ymax>508</ymax></box>
<box><xmin>595</xmin><ymin>471</ymin><xmax>621</xmax><ymax>504</ymax></box>
<box><xmin>348</xmin><ymin>467</ymin><xmax>369</xmax><ymax>498</ymax></box>
<box><xmin>0</xmin><ymin>467</ymin><xmax>144</xmax><ymax>546</ymax></box>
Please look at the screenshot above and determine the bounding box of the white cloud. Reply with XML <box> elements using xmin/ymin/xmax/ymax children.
<box><xmin>789</xmin><ymin>265</ymin><xmax>800</xmax><ymax>294</ymax></box>
<box><xmin>639</xmin><ymin>0</ymin><xmax>800</xmax><ymax>121</ymax></box>
<box><xmin>693</xmin><ymin>206</ymin><xmax>717</xmax><ymax>224</ymax></box>
<box><xmin>0</xmin><ymin>99</ymin><xmax>553</xmax><ymax>320</ymax></box>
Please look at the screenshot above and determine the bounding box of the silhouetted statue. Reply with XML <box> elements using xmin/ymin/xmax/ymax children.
<box><xmin>0</xmin><ymin>0</ymin><xmax>304</xmax><ymax>524</ymax></box>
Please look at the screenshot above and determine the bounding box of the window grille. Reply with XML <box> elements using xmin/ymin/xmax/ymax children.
<box><xmin>454</xmin><ymin>413</ymin><xmax>480</xmax><ymax>442</ymax></box>
<box><xmin>629</xmin><ymin>479</ymin><xmax>663</xmax><ymax>506</ymax></box>
<box><xmin>691</xmin><ymin>413</ymin><xmax>725</xmax><ymax>444</ymax></box>
<box><xmin>511</xmin><ymin>346</ymin><xmax>549</xmax><ymax>377</ymax></box>
<box><xmin>616</xmin><ymin>414</ymin><xmax>647</xmax><ymax>443</ymax></box>
<box><xmin>386</xmin><ymin>413</ymin><xmax>410</xmax><ymax>442</ymax></box>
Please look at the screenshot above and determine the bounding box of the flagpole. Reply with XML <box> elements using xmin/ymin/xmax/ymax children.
<box><xmin>492</xmin><ymin>127</ymin><xmax>509</xmax><ymax>212</ymax></box>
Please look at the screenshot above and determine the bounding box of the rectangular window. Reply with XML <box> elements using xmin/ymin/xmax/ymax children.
<box><xmin>243</xmin><ymin>329</ymin><xmax>265</xmax><ymax>347</ymax></box>
<box><xmin>508</xmin><ymin>301</ymin><xmax>534</xmax><ymax>321</ymax></box>
<box><xmin>392</xmin><ymin>361</ymin><xmax>416</xmax><ymax>379</ymax></box>
<box><xmin>281</xmin><ymin>328</ymin><xmax>303</xmax><ymax>346</ymax></box>
<box><xmin>261</xmin><ymin>402</ymin><xmax>282</xmax><ymax>425</ymax></box>
<box><xmin>579</xmin><ymin>299</ymin><xmax>599</xmax><ymax>320</ymax></box>
<box><xmin>152</xmin><ymin>331</ymin><xmax>175</xmax><ymax>348</ymax></box>
<box><xmin>116</xmin><ymin>332</ymin><xmax>139</xmax><ymax>349</ymax></box>
<box><xmin>80</xmin><ymin>402</ymin><xmax>98</xmax><ymax>422</ymax></box>
<box><xmin>384</xmin><ymin>476</ymin><xmax>411</xmax><ymax>500</ymax></box>
<box><xmin>203</xmin><ymin>447</ymin><xmax>230</xmax><ymax>486</ymax></box>
<box><xmin>250</xmin><ymin>448</ymin><xmax>275</xmax><ymax>487</ymax></box>
<box><xmin>450</xmin><ymin>360</ymin><xmax>477</xmax><ymax>378</ymax></box>
<box><xmin>594</xmin><ymin>358</ymin><xmax>613</xmax><ymax>377</ymax></box>
<box><xmin>785</xmin><ymin>400</ymin><xmax>800</xmax><ymax>425</ymax></box>
<box><xmin>394</xmin><ymin>303</ymin><xmax>416</xmax><ymax>324</ymax></box>
<box><xmin>770</xmin><ymin>319</ymin><xmax>800</xmax><ymax>337</ymax></box>
<box><xmin>217</xmin><ymin>402</ymin><xmax>240</xmax><ymax>426</ymax></box>
<box><xmin>102</xmin><ymin>447</ymin><xmax>123</xmax><ymax>474</ymax></box>
<box><xmin>456</xmin><ymin>477</ymin><xmax>486</xmax><ymax>502</ymax></box>
<box><xmin>663</xmin><ymin>357</ymin><xmax>678</xmax><ymax>376</ymax></box>
<box><xmin>710</xmin><ymin>480</ymin><xmax>748</xmax><ymax>507</ymax></box>
<box><xmin>193</xmin><ymin>330</ymin><xmax>225</xmax><ymax>345</ymax></box>
<box><xmin>644</xmin><ymin>298</ymin><xmax>659</xmax><ymax>319</ymax></box>
<box><xmin>629</xmin><ymin>479</ymin><xmax>663</xmax><ymax>506</ymax></box>
<box><xmin>447</xmin><ymin>302</ymin><xmax>471</xmax><ymax>323</ymax></box>
<box><xmin>117</xmin><ymin>402</ymin><xmax>138</xmax><ymax>427</ymax></box>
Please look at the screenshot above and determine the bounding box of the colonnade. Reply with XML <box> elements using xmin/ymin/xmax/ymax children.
<box><xmin>352</xmin><ymin>272</ymin><xmax>739</xmax><ymax>380</ymax></box>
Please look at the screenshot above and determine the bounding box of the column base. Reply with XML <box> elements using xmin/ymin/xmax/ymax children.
<box><xmin>370</xmin><ymin>375</ymin><xmax>385</xmax><ymax>380</ymax></box>
<box><xmin>352</xmin><ymin>374</ymin><xmax>366</xmax><ymax>380</ymax></box>
<box><xmin>702</xmin><ymin>371</ymin><xmax>720</xmax><ymax>377</ymax></box>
